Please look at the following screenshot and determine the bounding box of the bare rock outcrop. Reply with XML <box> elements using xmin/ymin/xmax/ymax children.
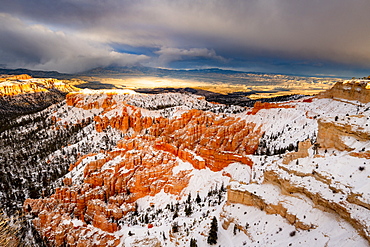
<box><xmin>0</xmin><ymin>74</ymin><xmax>32</xmax><ymax>82</ymax></box>
<box><xmin>263</xmin><ymin>168</ymin><xmax>370</xmax><ymax>242</ymax></box>
<box><xmin>317</xmin><ymin>80</ymin><xmax>370</xmax><ymax>103</ymax></box>
<box><xmin>247</xmin><ymin>101</ymin><xmax>295</xmax><ymax>115</ymax></box>
<box><xmin>0</xmin><ymin>77</ymin><xmax>79</xmax><ymax>117</ymax></box>
<box><xmin>317</xmin><ymin>115</ymin><xmax>370</xmax><ymax>151</ymax></box>
<box><xmin>282</xmin><ymin>139</ymin><xmax>312</xmax><ymax>164</ymax></box>
<box><xmin>228</xmin><ymin>182</ymin><xmax>316</xmax><ymax>230</ymax></box>
<box><xmin>0</xmin><ymin>78</ymin><xmax>77</xmax><ymax>96</ymax></box>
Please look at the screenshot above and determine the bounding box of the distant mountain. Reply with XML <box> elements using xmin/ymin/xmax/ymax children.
<box><xmin>185</xmin><ymin>67</ymin><xmax>249</xmax><ymax>74</ymax></box>
<box><xmin>0</xmin><ymin>66</ymin><xmax>246</xmax><ymax>79</ymax></box>
<box><xmin>0</xmin><ymin>68</ymin><xmax>74</xmax><ymax>80</ymax></box>
<box><xmin>78</xmin><ymin>66</ymin><xmax>346</xmax><ymax>78</ymax></box>
<box><xmin>79</xmin><ymin>66</ymin><xmax>260</xmax><ymax>76</ymax></box>
<box><xmin>77</xmin><ymin>65</ymin><xmax>171</xmax><ymax>76</ymax></box>
<box><xmin>0</xmin><ymin>66</ymin><xmax>344</xmax><ymax>82</ymax></box>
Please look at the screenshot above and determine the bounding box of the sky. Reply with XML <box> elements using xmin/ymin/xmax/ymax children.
<box><xmin>1</xmin><ymin>0</ymin><xmax>370</xmax><ymax>77</ymax></box>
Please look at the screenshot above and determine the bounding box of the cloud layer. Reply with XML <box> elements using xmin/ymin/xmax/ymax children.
<box><xmin>1</xmin><ymin>0</ymin><xmax>370</xmax><ymax>76</ymax></box>
<box><xmin>0</xmin><ymin>14</ymin><xmax>148</xmax><ymax>73</ymax></box>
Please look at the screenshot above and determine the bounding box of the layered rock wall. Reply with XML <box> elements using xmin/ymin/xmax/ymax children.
<box><xmin>0</xmin><ymin>78</ymin><xmax>77</xmax><ymax>96</ymax></box>
<box><xmin>263</xmin><ymin>169</ymin><xmax>370</xmax><ymax>242</ymax></box>
<box><xmin>0</xmin><ymin>78</ymin><xmax>79</xmax><ymax>117</ymax></box>
<box><xmin>0</xmin><ymin>74</ymin><xmax>32</xmax><ymax>82</ymax></box>
<box><xmin>227</xmin><ymin>185</ymin><xmax>314</xmax><ymax>230</ymax></box>
<box><xmin>317</xmin><ymin>80</ymin><xmax>370</xmax><ymax>103</ymax></box>
<box><xmin>317</xmin><ymin>117</ymin><xmax>370</xmax><ymax>151</ymax></box>
<box><xmin>228</xmin><ymin>157</ymin><xmax>370</xmax><ymax>243</ymax></box>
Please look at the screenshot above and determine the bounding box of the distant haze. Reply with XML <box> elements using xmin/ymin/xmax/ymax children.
<box><xmin>1</xmin><ymin>0</ymin><xmax>370</xmax><ymax>77</ymax></box>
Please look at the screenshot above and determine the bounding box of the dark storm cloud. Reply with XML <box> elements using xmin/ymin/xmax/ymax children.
<box><xmin>1</xmin><ymin>0</ymin><xmax>370</xmax><ymax>75</ymax></box>
<box><xmin>155</xmin><ymin>47</ymin><xmax>226</xmax><ymax>67</ymax></box>
<box><xmin>0</xmin><ymin>13</ymin><xmax>149</xmax><ymax>73</ymax></box>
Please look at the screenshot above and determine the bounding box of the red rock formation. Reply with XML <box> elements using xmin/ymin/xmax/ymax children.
<box><xmin>69</xmin><ymin>153</ymin><xmax>98</xmax><ymax>171</ymax></box>
<box><xmin>350</xmin><ymin>151</ymin><xmax>370</xmax><ymax>159</ymax></box>
<box><xmin>24</xmin><ymin>91</ymin><xmax>264</xmax><ymax>246</ymax></box>
<box><xmin>247</xmin><ymin>101</ymin><xmax>295</xmax><ymax>115</ymax></box>
<box><xmin>23</xmin><ymin>200</ymin><xmax>121</xmax><ymax>247</ymax></box>
<box><xmin>93</xmin><ymin>106</ymin><xmax>260</xmax><ymax>171</ymax></box>
<box><xmin>24</xmin><ymin>141</ymin><xmax>193</xmax><ymax>245</ymax></box>
<box><xmin>302</xmin><ymin>97</ymin><xmax>313</xmax><ymax>103</ymax></box>
<box><xmin>66</xmin><ymin>92</ymin><xmax>122</xmax><ymax>110</ymax></box>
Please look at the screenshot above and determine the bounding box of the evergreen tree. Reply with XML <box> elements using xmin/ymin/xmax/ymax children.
<box><xmin>133</xmin><ymin>202</ymin><xmax>138</xmax><ymax>216</ymax></box>
<box><xmin>245</xmin><ymin>222</ymin><xmax>249</xmax><ymax>229</ymax></box>
<box><xmin>144</xmin><ymin>213</ymin><xmax>149</xmax><ymax>224</ymax></box>
<box><xmin>187</xmin><ymin>193</ymin><xmax>191</xmax><ymax>204</ymax></box>
<box><xmin>190</xmin><ymin>238</ymin><xmax>198</xmax><ymax>247</ymax></box>
<box><xmin>196</xmin><ymin>193</ymin><xmax>201</xmax><ymax>204</ymax></box>
<box><xmin>173</xmin><ymin>208</ymin><xmax>179</xmax><ymax>219</ymax></box>
<box><xmin>220</xmin><ymin>182</ymin><xmax>225</xmax><ymax>192</ymax></box>
<box><xmin>185</xmin><ymin>205</ymin><xmax>193</xmax><ymax>216</ymax></box>
<box><xmin>207</xmin><ymin>216</ymin><xmax>218</xmax><ymax>245</ymax></box>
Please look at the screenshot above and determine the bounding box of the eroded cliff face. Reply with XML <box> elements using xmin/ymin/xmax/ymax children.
<box><xmin>0</xmin><ymin>77</ymin><xmax>77</xmax><ymax>96</ymax></box>
<box><xmin>316</xmin><ymin>115</ymin><xmax>370</xmax><ymax>151</ymax></box>
<box><xmin>0</xmin><ymin>74</ymin><xmax>32</xmax><ymax>82</ymax></box>
<box><xmin>247</xmin><ymin>101</ymin><xmax>295</xmax><ymax>115</ymax></box>
<box><xmin>0</xmin><ymin>76</ymin><xmax>79</xmax><ymax>117</ymax></box>
<box><xmin>24</xmin><ymin>90</ymin><xmax>262</xmax><ymax>246</ymax></box>
<box><xmin>317</xmin><ymin>80</ymin><xmax>370</xmax><ymax>103</ymax></box>
<box><xmin>282</xmin><ymin>139</ymin><xmax>312</xmax><ymax>164</ymax></box>
<box><xmin>24</xmin><ymin>146</ymin><xmax>190</xmax><ymax>246</ymax></box>
<box><xmin>315</xmin><ymin>80</ymin><xmax>370</xmax><ymax>151</ymax></box>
